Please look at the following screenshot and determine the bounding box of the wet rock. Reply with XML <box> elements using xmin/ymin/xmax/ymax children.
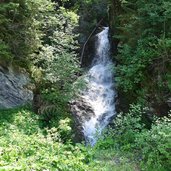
<box><xmin>71</xmin><ymin>98</ymin><xmax>95</xmax><ymax>122</ymax></box>
<box><xmin>0</xmin><ymin>66</ymin><xmax>33</xmax><ymax>109</ymax></box>
<box><xmin>70</xmin><ymin>97</ymin><xmax>95</xmax><ymax>142</ymax></box>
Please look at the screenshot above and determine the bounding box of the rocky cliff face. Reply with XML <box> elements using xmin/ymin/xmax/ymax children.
<box><xmin>0</xmin><ymin>66</ymin><xmax>33</xmax><ymax>109</ymax></box>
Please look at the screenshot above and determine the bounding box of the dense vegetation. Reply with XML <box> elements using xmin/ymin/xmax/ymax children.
<box><xmin>0</xmin><ymin>108</ymin><xmax>92</xmax><ymax>170</ymax></box>
<box><xmin>0</xmin><ymin>0</ymin><xmax>171</xmax><ymax>170</ymax></box>
<box><xmin>110</xmin><ymin>0</ymin><xmax>171</xmax><ymax>113</ymax></box>
<box><xmin>1</xmin><ymin>106</ymin><xmax>170</xmax><ymax>170</ymax></box>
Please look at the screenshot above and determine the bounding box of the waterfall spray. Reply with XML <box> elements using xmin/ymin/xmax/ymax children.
<box><xmin>81</xmin><ymin>27</ymin><xmax>116</xmax><ymax>146</ymax></box>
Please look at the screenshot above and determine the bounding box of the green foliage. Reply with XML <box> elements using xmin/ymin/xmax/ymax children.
<box><xmin>0</xmin><ymin>0</ymin><xmax>82</xmax><ymax>139</ymax></box>
<box><xmin>135</xmin><ymin>114</ymin><xmax>171</xmax><ymax>170</ymax></box>
<box><xmin>0</xmin><ymin>0</ymin><xmax>80</xmax><ymax>96</ymax></box>
<box><xmin>114</xmin><ymin>0</ymin><xmax>171</xmax><ymax>104</ymax></box>
<box><xmin>0</xmin><ymin>108</ymin><xmax>94</xmax><ymax>171</ymax></box>
<box><xmin>77</xmin><ymin>0</ymin><xmax>108</xmax><ymax>21</ymax></box>
<box><xmin>0</xmin><ymin>40</ymin><xmax>12</xmax><ymax>61</ymax></box>
<box><xmin>0</xmin><ymin>106</ymin><xmax>169</xmax><ymax>171</ymax></box>
<box><xmin>30</xmin><ymin>4</ymin><xmax>80</xmax><ymax>105</ymax></box>
<box><xmin>97</xmin><ymin>105</ymin><xmax>147</xmax><ymax>150</ymax></box>
<box><xmin>0</xmin><ymin>0</ymin><xmax>88</xmax><ymax>128</ymax></box>
<box><xmin>95</xmin><ymin>104</ymin><xmax>171</xmax><ymax>171</ymax></box>
<box><xmin>0</xmin><ymin>0</ymin><xmax>53</xmax><ymax>64</ymax></box>
<box><xmin>116</xmin><ymin>42</ymin><xmax>157</xmax><ymax>92</ymax></box>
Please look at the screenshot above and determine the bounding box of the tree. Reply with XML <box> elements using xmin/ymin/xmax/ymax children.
<box><xmin>112</xmin><ymin>0</ymin><xmax>171</xmax><ymax>113</ymax></box>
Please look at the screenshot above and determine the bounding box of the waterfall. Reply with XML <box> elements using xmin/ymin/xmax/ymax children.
<box><xmin>81</xmin><ymin>27</ymin><xmax>116</xmax><ymax>146</ymax></box>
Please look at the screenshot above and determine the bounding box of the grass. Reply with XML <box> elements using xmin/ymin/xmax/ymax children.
<box><xmin>89</xmin><ymin>149</ymin><xmax>140</xmax><ymax>171</ymax></box>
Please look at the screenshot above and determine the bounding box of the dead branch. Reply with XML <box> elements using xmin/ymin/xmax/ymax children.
<box><xmin>80</xmin><ymin>18</ymin><xmax>104</xmax><ymax>67</ymax></box>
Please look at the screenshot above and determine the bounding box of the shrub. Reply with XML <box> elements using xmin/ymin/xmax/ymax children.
<box><xmin>95</xmin><ymin>104</ymin><xmax>171</xmax><ymax>170</ymax></box>
<box><xmin>135</xmin><ymin>114</ymin><xmax>171</xmax><ymax>170</ymax></box>
<box><xmin>114</xmin><ymin>0</ymin><xmax>171</xmax><ymax>104</ymax></box>
<box><xmin>99</xmin><ymin>105</ymin><xmax>146</xmax><ymax>150</ymax></box>
<box><xmin>0</xmin><ymin>108</ymin><xmax>93</xmax><ymax>171</ymax></box>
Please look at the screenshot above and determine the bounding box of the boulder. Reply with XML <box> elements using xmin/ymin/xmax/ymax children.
<box><xmin>0</xmin><ymin>66</ymin><xmax>33</xmax><ymax>109</ymax></box>
<box><xmin>71</xmin><ymin>98</ymin><xmax>95</xmax><ymax>122</ymax></box>
<box><xmin>70</xmin><ymin>97</ymin><xmax>95</xmax><ymax>142</ymax></box>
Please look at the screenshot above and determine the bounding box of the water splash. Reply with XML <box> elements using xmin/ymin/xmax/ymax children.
<box><xmin>81</xmin><ymin>27</ymin><xmax>116</xmax><ymax>146</ymax></box>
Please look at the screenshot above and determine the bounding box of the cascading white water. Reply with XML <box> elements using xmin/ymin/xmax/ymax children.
<box><xmin>82</xmin><ymin>27</ymin><xmax>116</xmax><ymax>146</ymax></box>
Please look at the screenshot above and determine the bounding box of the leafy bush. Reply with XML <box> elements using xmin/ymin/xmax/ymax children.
<box><xmin>113</xmin><ymin>0</ymin><xmax>171</xmax><ymax>104</ymax></box>
<box><xmin>95</xmin><ymin>104</ymin><xmax>171</xmax><ymax>170</ymax></box>
<box><xmin>0</xmin><ymin>108</ymin><xmax>94</xmax><ymax>171</ymax></box>
<box><xmin>0</xmin><ymin>40</ymin><xmax>12</xmax><ymax>61</ymax></box>
<box><xmin>135</xmin><ymin>114</ymin><xmax>171</xmax><ymax>170</ymax></box>
<box><xmin>96</xmin><ymin>105</ymin><xmax>146</xmax><ymax>150</ymax></box>
<box><xmin>0</xmin><ymin>0</ymin><xmax>53</xmax><ymax>64</ymax></box>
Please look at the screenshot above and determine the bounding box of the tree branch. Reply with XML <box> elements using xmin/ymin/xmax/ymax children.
<box><xmin>80</xmin><ymin>18</ymin><xmax>104</xmax><ymax>67</ymax></box>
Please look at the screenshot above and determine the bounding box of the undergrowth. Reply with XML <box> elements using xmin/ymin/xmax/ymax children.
<box><xmin>0</xmin><ymin>108</ymin><xmax>93</xmax><ymax>171</ymax></box>
<box><xmin>0</xmin><ymin>105</ymin><xmax>170</xmax><ymax>171</ymax></box>
<box><xmin>95</xmin><ymin>105</ymin><xmax>171</xmax><ymax>171</ymax></box>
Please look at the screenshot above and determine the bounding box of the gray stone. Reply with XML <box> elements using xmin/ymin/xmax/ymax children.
<box><xmin>70</xmin><ymin>97</ymin><xmax>95</xmax><ymax>141</ymax></box>
<box><xmin>70</xmin><ymin>97</ymin><xmax>95</xmax><ymax>123</ymax></box>
<box><xmin>0</xmin><ymin>66</ymin><xmax>33</xmax><ymax>109</ymax></box>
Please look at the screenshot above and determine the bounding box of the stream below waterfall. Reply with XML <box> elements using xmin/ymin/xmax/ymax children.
<box><xmin>81</xmin><ymin>27</ymin><xmax>116</xmax><ymax>146</ymax></box>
